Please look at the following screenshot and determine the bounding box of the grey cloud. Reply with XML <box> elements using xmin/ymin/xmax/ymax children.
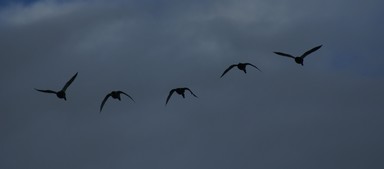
<box><xmin>1</xmin><ymin>0</ymin><xmax>384</xmax><ymax>169</ymax></box>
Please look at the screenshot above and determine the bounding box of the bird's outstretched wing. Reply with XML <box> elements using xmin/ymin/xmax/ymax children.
<box><xmin>300</xmin><ymin>45</ymin><xmax>322</xmax><ymax>58</ymax></box>
<box><xmin>245</xmin><ymin>63</ymin><xmax>262</xmax><ymax>72</ymax></box>
<box><xmin>118</xmin><ymin>91</ymin><xmax>135</xmax><ymax>102</ymax></box>
<box><xmin>273</xmin><ymin>52</ymin><xmax>295</xmax><ymax>59</ymax></box>
<box><xmin>62</xmin><ymin>72</ymin><xmax>78</xmax><ymax>91</ymax></box>
<box><xmin>35</xmin><ymin>88</ymin><xmax>57</xmax><ymax>94</ymax></box>
<box><xmin>220</xmin><ymin>64</ymin><xmax>236</xmax><ymax>78</ymax></box>
<box><xmin>185</xmin><ymin>88</ymin><xmax>198</xmax><ymax>98</ymax></box>
<box><xmin>165</xmin><ymin>89</ymin><xmax>176</xmax><ymax>105</ymax></box>
<box><xmin>100</xmin><ymin>93</ymin><xmax>112</xmax><ymax>112</ymax></box>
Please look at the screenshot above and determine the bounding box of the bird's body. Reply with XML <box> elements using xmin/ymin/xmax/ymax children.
<box><xmin>100</xmin><ymin>91</ymin><xmax>134</xmax><ymax>112</ymax></box>
<box><xmin>110</xmin><ymin>91</ymin><xmax>123</xmax><ymax>100</ymax></box>
<box><xmin>35</xmin><ymin>72</ymin><xmax>78</xmax><ymax>101</ymax></box>
<box><xmin>274</xmin><ymin>45</ymin><xmax>322</xmax><ymax>66</ymax></box>
<box><xmin>166</xmin><ymin>87</ymin><xmax>198</xmax><ymax>105</ymax></box>
<box><xmin>220</xmin><ymin>62</ymin><xmax>261</xmax><ymax>78</ymax></box>
<box><xmin>55</xmin><ymin>91</ymin><xmax>66</xmax><ymax>99</ymax></box>
<box><xmin>294</xmin><ymin>57</ymin><xmax>304</xmax><ymax>65</ymax></box>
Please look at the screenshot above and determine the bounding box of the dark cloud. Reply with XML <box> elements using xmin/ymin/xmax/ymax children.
<box><xmin>1</xmin><ymin>0</ymin><xmax>384</xmax><ymax>169</ymax></box>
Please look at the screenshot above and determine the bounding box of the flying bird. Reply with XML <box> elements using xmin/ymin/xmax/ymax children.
<box><xmin>220</xmin><ymin>62</ymin><xmax>261</xmax><ymax>78</ymax></box>
<box><xmin>35</xmin><ymin>72</ymin><xmax>78</xmax><ymax>101</ymax></box>
<box><xmin>165</xmin><ymin>88</ymin><xmax>198</xmax><ymax>105</ymax></box>
<box><xmin>274</xmin><ymin>45</ymin><xmax>322</xmax><ymax>66</ymax></box>
<box><xmin>100</xmin><ymin>91</ymin><xmax>135</xmax><ymax>112</ymax></box>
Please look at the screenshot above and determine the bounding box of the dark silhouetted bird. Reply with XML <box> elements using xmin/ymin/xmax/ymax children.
<box><xmin>166</xmin><ymin>87</ymin><xmax>198</xmax><ymax>105</ymax></box>
<box><xmin>220</xmin><ymin>63</ymin><xmax>261</xmax><ymax>78</ymax></box>
<box><xmin>274</xmin><ymin>45</ymin><xmax>322</xmax><ymax>66</ymax></box>
<box><xmin>35</xmin><ymin>72</ymin><xmax>78</xmax><ymax>101</ymax></box>
<box><xmin>100</xmin><ymin>91</ymin><xmax>135</xmax><ymax>112</ymax></box>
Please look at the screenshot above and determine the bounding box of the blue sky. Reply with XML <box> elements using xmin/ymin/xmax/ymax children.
<box><xmin>1</xmin><ymin>0</ymin><xmax>384</xmax><ymax>169</ymax></box>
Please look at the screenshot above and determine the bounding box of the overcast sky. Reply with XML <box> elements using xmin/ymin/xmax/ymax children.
<box><xmin>1</xmin><ymin>0</ymin><xmax>384</xmax><ymax>169</ymax></box>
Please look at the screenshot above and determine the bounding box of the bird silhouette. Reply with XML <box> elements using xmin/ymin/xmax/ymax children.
<box><xmin>166</xmin><ymin>87</ymin><xmax>198</xmax><ymax>105</ymax></box>
<box><xmin>35</xmin><ymin>72</ymin><xmax>78</xmax><ymax>101</ymax></box>
<box><xmin>220</xmin><ymin>63</ymin><xmax>261</xmax><ymax>78</ymax></box>
<box><xmin>100</xmin><ymin>91</ymin><xmax>135</xmax><ymax>112</ymax></box>
<box><xmin>274</xmin><ymin>45</ymin><xmax>322</xmax><ymax>66</ymax></box>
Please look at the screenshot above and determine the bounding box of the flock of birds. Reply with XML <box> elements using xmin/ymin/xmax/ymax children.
<box><xmin>35</xmin><ymin>45</ymin><xmax>322</xmax><ymax>112</ymax></box>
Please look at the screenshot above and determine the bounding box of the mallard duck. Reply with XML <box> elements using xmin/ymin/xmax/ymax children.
<box><xmin>35</xmin><ymin>72</ymin><xmax>78</xmax><ymax>101</ymax></box>
<box><xmin>100</xmin><ymin>91</ymin><xmax>135</xmax><ymax>112</ymax></box>
<box><xmin>220</xmin><ymin>63</ymin><xmax>261</xmax><ymax>78</ymax></box>
<box><xmin>165</xmin><ymin>88</ymin><xmax>198</xmax><ymax>105</ymax></box>
<box><xmin>274</xmin><ymin>45</ymin><xmax>322</xmax><ymax>66</ymax></box>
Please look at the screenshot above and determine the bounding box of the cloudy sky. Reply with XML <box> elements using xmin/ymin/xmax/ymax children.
<box><xmin>1</xmin><ymin>0</ymin><xmax>384</xmax><ymax>168</ymax></box>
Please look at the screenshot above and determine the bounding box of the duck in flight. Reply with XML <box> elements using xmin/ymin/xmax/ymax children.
<box><xmin>35</xmin><ymin>72</ymin><xmax>78</xmax><ymax>101</ymax></box>
<box><xmin>100</xmin><ymin>91</ymin><xmax>135</xmax><ymax>112</ymax></box>
<box><xmin>166</xmin><ymin>87</ymin><xmax>198</xmax><ymax>105</ymax></box>
<box><xmin>220</xmin><ymin>62</ymin><xmax>261</xmax><ymax>78</ymax></box>
<box><xmin>274</xmin><ymin>45</ymin><xmax>322</xmax><ymax>66</ymax></box>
